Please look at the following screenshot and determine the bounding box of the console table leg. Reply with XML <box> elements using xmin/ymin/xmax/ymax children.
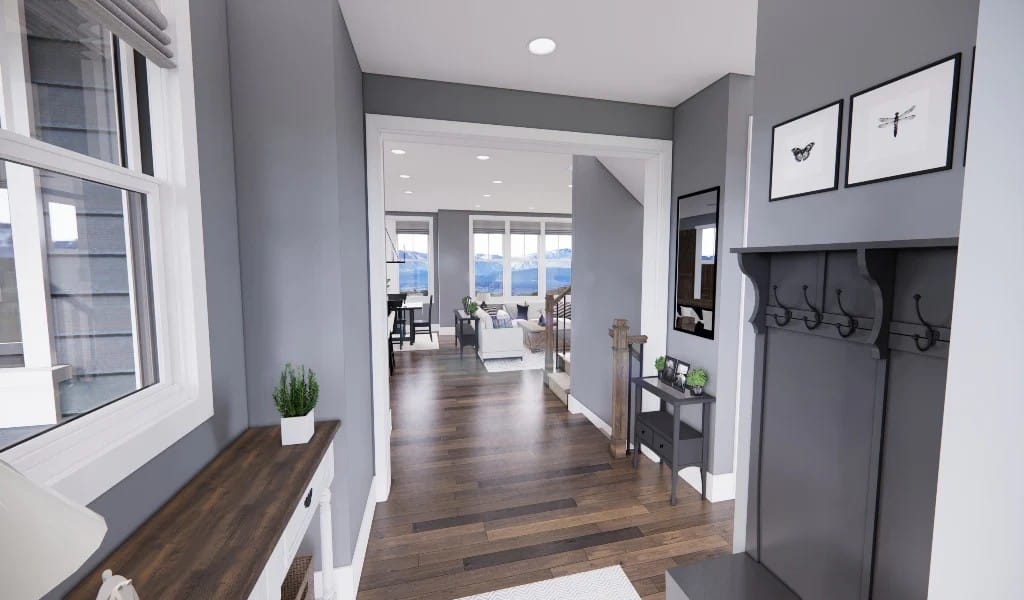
<box><xmin>319</xmin><ymin>489</ymin><xmax>335</xmax><ymax>600</ymax></box>
<box><xmin>671</xmin><ymin>404</ymin><xmax>680</xmax><ymax>506</ymax></box>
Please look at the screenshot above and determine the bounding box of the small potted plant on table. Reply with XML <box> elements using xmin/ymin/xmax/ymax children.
<box><xmin>274</xmin><ymin>363</ymin><xmax>319</xmax><ymax>445</ymax></box>
<box><xmin>686</xmin><ymin>368</ymin><xmax>709</xmax><ymax>396</ymax></box>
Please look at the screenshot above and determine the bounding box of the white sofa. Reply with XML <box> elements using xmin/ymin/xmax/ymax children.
<box><xmin>473</xmin><ymin>309</ymin><xmax>526</xmax><ymax>361</ymax></box>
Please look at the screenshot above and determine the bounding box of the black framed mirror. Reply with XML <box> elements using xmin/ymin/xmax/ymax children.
<box><xmin>673</xmin><ymin>187</ymin><xmax>721</xmax><ymax>339</ymax></box>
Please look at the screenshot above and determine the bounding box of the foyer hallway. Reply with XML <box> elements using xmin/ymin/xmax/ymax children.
<box><xmin>358</xmin><ymin>337</ymin><xmax>734</xmax><ymax>600</ymax></box>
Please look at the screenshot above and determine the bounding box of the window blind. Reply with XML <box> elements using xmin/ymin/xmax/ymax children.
<box><xmin>395</xmin><ymin>220</ymin><xmax>429</xmax><ymax>234</ymax></box>
<box><xmin>510</xmin><ymin>221</ymin><xmax>541</xmax><ymax>234</ymax></box>
<box><xmin>70</xmin><ymin>0</ymin><xmax>175</xmax><ymax>67</ymax></box>
<box><xmin>472</xmin><ymin>220</ymin><xmax>505</xmax><ymax>234</ymax></box>
<box><xmin>545</xmin><ymin>221</ymin><xmax>573</xmax><ymax>235</ymax></box>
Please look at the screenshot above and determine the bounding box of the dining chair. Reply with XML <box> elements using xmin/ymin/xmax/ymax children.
<box><xmin>412</xmin><ymin>295</ymin><xmax>434</xmax><ymax>342</ymax></box>
<box><xmin>387</xmin><ymin>309</ymin><xmax>397</xmax><ymax>375</ymax></box>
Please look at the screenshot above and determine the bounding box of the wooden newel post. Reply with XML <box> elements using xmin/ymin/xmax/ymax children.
<box><xmin>609</xmin><ymin>319</ymin><xmax>630</xmax><ymax>458</ymax></box>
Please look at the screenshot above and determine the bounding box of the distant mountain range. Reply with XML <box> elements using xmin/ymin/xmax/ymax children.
<box><xmin>397</xmin><ymin>248</ymin><xmax>571</xmax><ymax>296</ymax></box>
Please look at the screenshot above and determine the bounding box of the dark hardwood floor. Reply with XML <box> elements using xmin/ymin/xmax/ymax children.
<box><xmin>358</xmin><ymin>336</ymin><xmax>733</xmax><ymax>600</ymax></box>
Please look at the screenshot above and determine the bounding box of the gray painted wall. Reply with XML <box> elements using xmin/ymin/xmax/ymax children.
<box><xmin>666</xmin><ymin>74</ymin><xmax>752</xmax><ymax>473</ymax></box>
<box><xmin>746</xmin><ymin>0</ymin><xmax>979</xmax><ymax>247</ymax></box>
<box><xmin>48</xmin><ymin>0</ymin><xmax>250</xmax><ymax>594</ymax></box>
<box><xmin>363</xmin><ymin>74</ymin><xmax>674</xmax><ymax>140</ymax></box>
<box><xmin>570</xmin><ymin>156</ymin><xmax>642</xmax><ymax>424</ymax></box>
<box><xmin>437</xmin><ymin>210</ymin><xmax>470</xmax><ymax>328</ymax></box>
<box><xmin>226</xmin><ymin>0</ymin><xmax>371</xmax><ymax>563</ymax></box>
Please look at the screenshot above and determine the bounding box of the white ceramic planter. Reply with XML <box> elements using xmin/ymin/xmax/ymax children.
<box><xmin>280</xmin><ymin>409</ymin><xmax>314</xmax><ymax>445</ymax></box>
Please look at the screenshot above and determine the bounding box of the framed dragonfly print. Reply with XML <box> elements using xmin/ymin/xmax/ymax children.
<box><xmin>846</xmin><ymin>53</ymin><xmax>961</xmax><ymax>187</ymax></box>
<box><xmin>769</xmin><ymin>100</ymin><xmax>843</xmax><ymax>201</ymax></box>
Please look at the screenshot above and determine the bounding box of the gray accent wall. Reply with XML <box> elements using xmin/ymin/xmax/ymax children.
<box><xmin>570</xmin><ymin>156</ymin><xmax>642</xmax><ymax>424</ymax></box>
<box><xmin>47</xmin><ymin>0</ymin><xmax>249</xmax><ymax>595</ymax></box>
<box><xmin>746</xmin><ymin>0</ymin><xmax>979</xmax><ymax>247</ymax></box>
<box><xmin>363</xmin><ymin>74</ymin><xmax>674</xmax><ymax>140</ymax></box>
<box><xmin>667</xmin><ymin>74</ymin><xmax>753</xmax><ymax>474</ymax></box>
<box><xmin>437</xmin><ymin>210</ymin><xmax>470</xmax><ymax>328</ymax></box>
<box><xmin>226</xmin><ymin>0</ymin><xmax>371</xmax><ymax>563</ymax></box>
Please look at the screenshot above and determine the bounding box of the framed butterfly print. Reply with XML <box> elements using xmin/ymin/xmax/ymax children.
<box><xmin>769</xmin><ymin>100</ymin><xmax>843</xmax><ymax>201</ymax></box>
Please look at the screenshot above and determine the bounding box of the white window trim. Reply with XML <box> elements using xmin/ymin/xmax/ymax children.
<box><xmin>0</xmin><ymin>0</ymin><xmax>213</xmax><ymax>506</ymax></box>
<box><xmin>468</xmin><ymin>215</ymin><xmax>572</xmax><ymax>302</ymax></box>
<box><xmin>386</xmin><ymin>214</ymin><xmax>434</xmax><ymax>300</ymax></box>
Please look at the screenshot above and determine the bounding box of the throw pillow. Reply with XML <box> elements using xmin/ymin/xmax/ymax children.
<box><xmin>538</xmin><ymin>314</ymin><xmax>545</xmax><ymax>326</ymax></box>
<box><xmin>482</xmin><ymin>304</ymin><xmax>500</xmax><ymax>318</ymax></box>
<box><xmin>517</xmin><ymin>303</ymin><xmax>529</xmax><ymax>320</ymax></box>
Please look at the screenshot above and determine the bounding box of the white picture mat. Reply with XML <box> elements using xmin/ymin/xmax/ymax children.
<box><xmin>770</xmin><ymin>103</ymin><xmax>841</xmax><ymax>199</ymax></box>
<box><xmin>848</xmin><ymin>58</ymin><xmax>957</xmax><ymax>184</ymax></box>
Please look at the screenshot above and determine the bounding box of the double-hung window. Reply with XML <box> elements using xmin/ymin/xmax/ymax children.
<box><xmin>470</xmin><ymin>216</ymin><xmax>572</xmax><ymax>299</ymax></box>
<box><xmin>393</xmin><ymin>218</ymin><xmax>432</xmax><ymax>297</ymax></box>
<box><xmin>0</xmin><ymin>0</ymin><xmax>213</xmax><ymax>505</ymax></box>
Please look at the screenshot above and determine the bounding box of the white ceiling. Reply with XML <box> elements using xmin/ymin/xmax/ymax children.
<box><xmin>384</xmin><ymin>141</ymin><xmax>574</xmax><ymax>213</ymax></box>
<box><xmin>339</xmin><ymin>0</ymin><xmax>757</xmax><ymax>107</ymax></box>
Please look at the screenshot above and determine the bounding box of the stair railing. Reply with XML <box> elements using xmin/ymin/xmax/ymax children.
<box><xmin>544</xmin><ymin>285</ymin><xmax>571</xmax><ymax>378</ymax></box>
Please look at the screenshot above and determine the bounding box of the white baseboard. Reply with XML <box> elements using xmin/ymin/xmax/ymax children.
<box><xmin>568</xmin><ymin>395</ymin><xmax>736</xmax><ymax>503</ymax></box>
<box><xmin>567</xmin><ymin>394</ymin><xmax>611</xmax><ymax>438</ymax></box>
<box><xmin>635</xmin><ymin>444</ymin><xmax>735</xmax><ymax>502</ymax></box>
<box><xmin>314</xmin><ymin>476</ymin><xmax>378</xmax><ymax>599</ymax></box>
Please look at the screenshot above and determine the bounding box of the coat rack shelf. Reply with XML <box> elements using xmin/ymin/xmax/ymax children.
<box><xmin>731</xmin><ymin>237</ymin><xmax>958</xmax><ymax>600</ymax></box>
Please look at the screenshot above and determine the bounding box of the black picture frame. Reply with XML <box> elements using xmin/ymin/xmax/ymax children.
<box><xmin>768</xmin><ymin>99</ymin><xmax>844</xmax><ymax>202</ymax></box>
<box><xmin>845</xmin><ymin>53</ymin><xmax>961</xmax><ymax>188</ymax></box>
<box><xmin>673</xmin><ymin>186</ymin><xmax>721</xmax><ymax>341</ymax></box>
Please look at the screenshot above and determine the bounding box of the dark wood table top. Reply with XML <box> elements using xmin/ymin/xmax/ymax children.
<box><xmin>632</xmin><ymin>376</ymin><xmax>716</xmax><ymax>406</ymax></box>
<box><xmin>67</xmin><ymin>420</ymin><xmax>340</xmax><ymax>600</ymax></box>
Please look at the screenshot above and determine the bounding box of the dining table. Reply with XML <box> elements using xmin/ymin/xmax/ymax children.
<box><xmin>393</xmin><ymin>302</ymin><xmax>422</xmax><ymax>347</ymax></box>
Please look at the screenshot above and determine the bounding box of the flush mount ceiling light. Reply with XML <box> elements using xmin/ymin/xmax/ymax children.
<box><xmin>399</xmin><ymin>174</ymin><xmax>410</xmax><ymax>179</ymax></box>
<box><xmin>403</xmin><ymin>190</ymin><xmax>413</xmax><ymax>195</ymax></box>
<box><xmin>568</xmin><ymin>184</ymin><xmax>573</xmax><ymax>188</ymax></box>
<box><xmin>492</xmin><ymin>180</ymin><xmax>503</xmax><ymax>184</ymax></box>
<box><xmin>391</xmin><ymin>149</ymin><xmax>406</xmax><ymax>155</ymax></box>
<box><xmin>528</xmin><ymin>37</ymin><xmax>557</xmax><ymax>56</ymax></box>
<box><xmin>476</xmin><ymin>155</ymin><xmax>490</xmax><ymax>161</ymax></box>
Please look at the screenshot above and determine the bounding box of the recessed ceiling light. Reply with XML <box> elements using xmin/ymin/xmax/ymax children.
<box><xmin>568</xmin><ymin>184</ymin><xmax>573</xmax><ymax>188</ymax></box>
<box><xmin>476</xmin><ymin>155</ymin><xmax>490</xmax><ymax>161</ymax></box>
<box><xmin>483</xmin><ymin>194</ymin><xmax>491</xmax><ymax>198</ymax></box>
<box><xmin>528</xmin><ymin>206</ymin><xmax>536</xmax><ymax>210</ymax></box>
<box><xmin>399</xmin><ymin>174</ymin><xmax>410</xmax><ymax>179</ymax></box>
<box><xmin>475</xmin><ymin>204</ymin><xmax>481</xmax><ymax>208</ymax></box>
<box><xmin>391</xmin><ymin>149</ymin><xmax>406</xmax><ymax>155</ymax></box>
<box><xmin>403</xmin><ymin>190</ymin><xmax>413</xmax><ymax>195</ymax></box>
<box><xmin>492</xmin><ymin>180</ymin><xmax>503</xmax><ymax>184</ymax></box>
<box><xmin>528</xmin><ymin>38</ymin><xmax>557</xmax><ymax>56</ymax></box>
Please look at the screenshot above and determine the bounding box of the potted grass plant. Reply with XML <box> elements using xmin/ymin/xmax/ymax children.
<box><xmin>274</xmin><ymin>363</ymin><xmax>319</xmax><ymax>445</ymax></box>
<box><xmin>686</xmin><ymin>368</ymin><xmax>709</xmax><ymax>396</ymax></box>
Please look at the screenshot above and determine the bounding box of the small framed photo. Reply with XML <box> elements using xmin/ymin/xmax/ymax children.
<box><xmin>674</xmin><ymin>361</ymin><xmax>690</xmax><ymax>387</ymax></box>
<box><xmin>846</xmin><ymin>54</ymin><xmax>961</xmax><ymax>187</ymax></box>
<box><xmin>769</xmin><ymin>100</ymin><xmax>843</xmax><ymax>201</ymax></box>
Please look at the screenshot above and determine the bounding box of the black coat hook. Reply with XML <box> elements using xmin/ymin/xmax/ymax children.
<box><xmin>835</xmin><ymin>289</ymin><xmax>859</xmax><ymax>338</ymax></box>
<box><xmin>772</xmin><ymin>285</ymin><xmax>792</xmax><ymax>326</ymax></box>
<box><xmin>801</xmin><ymin>285</ymin><xmax>822</xmax><ymax>330</ymax></box>
<box><xmin>913</xmin><ymin>294</ymin><xmax>939</xmax><ymax>352</ymax></box>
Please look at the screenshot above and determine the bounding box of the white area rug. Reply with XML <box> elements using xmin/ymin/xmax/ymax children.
<box><xmin>456</xmin><ymin>566</ymin><xmax>640</xmax><ymax>600</ymax></box>
<box><xmin>394</xmin><ymin>336</ymin><xmax>440</xmax><ymax>352</ymax></box>
<box><xmin>482</xmin><ymin>347</ymin><xmax>545</xmax><ymax>372</ymax></box>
